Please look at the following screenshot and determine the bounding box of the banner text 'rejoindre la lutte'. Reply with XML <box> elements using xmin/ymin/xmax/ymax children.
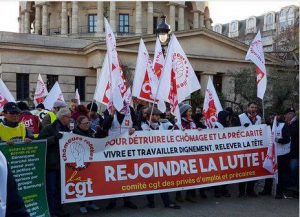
<box><xmin>60</xmin><ymin>124</ymin><xmax>274</xmax><ymax>203</ymax></box>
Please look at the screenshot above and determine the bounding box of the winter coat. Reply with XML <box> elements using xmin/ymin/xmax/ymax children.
<box><xmin>38</xmin><ymin>120</ymin><xmax>70</xmax><ymax>171</ymax></box>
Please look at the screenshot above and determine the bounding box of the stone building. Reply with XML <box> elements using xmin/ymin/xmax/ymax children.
<box><xmin>0</xmin><ymin>1</ymin><xmax>296</xmax><ymax>111</ymax></box>
<box><xmin>213</xmin><ymin>5</ymin><xmax>299</xmax><ymax>58</ymax></box>
<box><xmin>18</xmin><ymin>1</ymin><xmax>212</xmax><ymax>38</ymax></box>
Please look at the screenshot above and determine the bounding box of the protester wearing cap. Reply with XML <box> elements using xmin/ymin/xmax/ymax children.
<box><xmin>0</xmin><ymin>102</ymin><xmax>32</xmax><ymax>144</ymax></box>
<box><xmin>175</xmin><ymin>103</ymin><xmax>198</xmax><ymax>203</ymax></box>
<box><xmin>38</xmin><ymin>107</ymin><xmax>71</xmax><ymax>217</ymax></box>
<box><xmin>139</xmin><ymin>106</ymin><xmax>180</xmax><ymax>209</ymax></box>
<box><xmin>284</xmin><ymin>107</ymin><xmax>299</xmax><ymax>197</ymax></box>
<box><xmin>41</xmin><ymin>100</ymin><xmax>67</xmax><ymax>129</ymax></box>
<box><xmin>141</xmin><ymin>107</ymin><xmax>173</xmax><ymax>131</ymax></box>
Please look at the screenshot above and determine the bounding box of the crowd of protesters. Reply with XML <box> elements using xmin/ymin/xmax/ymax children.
<box><xmin>0</xmin><ymin>99</ymin><xmax>298</xmax><ymax>217</ymax></box>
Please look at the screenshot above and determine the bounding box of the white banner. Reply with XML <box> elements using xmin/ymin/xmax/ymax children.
<box><xmin>60</xmin><ymin>125</ymin><xmax>273</xmax><ymax>204</ymax></box>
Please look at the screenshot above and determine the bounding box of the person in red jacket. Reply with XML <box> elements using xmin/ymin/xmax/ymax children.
<box><xmin>17</xmin><ymin>101</ymin><xmax>40</xmax><ymax>138</ymax></box>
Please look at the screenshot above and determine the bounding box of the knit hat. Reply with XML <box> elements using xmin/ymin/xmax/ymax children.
<box><xmin>53</xmin><ymin>100</ymin><xmax>67</xmax><ymax>108</ymax></box>
<box><xmin>145</xmin><ymin>107</ymin><xmax>161</xmax><ymax>115</ymax></box>
<box><xmin>179</xmin><ymin>103</ymin><xmax>192</xmax><ymax>116</ymax></box>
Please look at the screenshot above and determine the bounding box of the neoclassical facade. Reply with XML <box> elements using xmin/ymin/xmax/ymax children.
<box><xmin>18</xmin><ymin>1</ymin><xmax>213</xmax><ymax>38</ymax></box>
<box><xmin>1</xmin><ymin>1</ymin><xmax>297</xmax><ymax>111</ymax></box>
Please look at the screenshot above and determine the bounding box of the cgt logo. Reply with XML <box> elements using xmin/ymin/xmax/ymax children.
<box><xmin>65</xmin><ymin>171</ymin><xmax>94</xmax><ymax>198</ymax></box>
<box><xmin>62</xmin><ymin>136</ymin><xmax>95</xmax><ymax>171</ymax></box>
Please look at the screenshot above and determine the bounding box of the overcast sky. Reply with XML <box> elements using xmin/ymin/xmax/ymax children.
<box><xmin>0</xmin><ymin>1</ymin><xmax>298</xmax><ymax>32</ymax></box>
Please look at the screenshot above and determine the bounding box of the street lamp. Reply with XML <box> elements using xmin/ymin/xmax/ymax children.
<box><xmin>156</xmin><ymin>15</ymin><xmax>171</xmax><ymax>56</ymax></box>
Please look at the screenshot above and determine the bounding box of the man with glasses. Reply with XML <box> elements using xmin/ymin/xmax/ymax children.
<box><xmin>0</xmin><ymin>102</ymin><xmax>32</xmax><ymax>144</ymax></box>
<box><xmin>39</xmin><ymin>107</ymin><xmax>71</xmax><ymax>217</ymax></box>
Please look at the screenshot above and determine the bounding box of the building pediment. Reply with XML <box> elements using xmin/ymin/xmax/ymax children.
<box><xmin>113</xmin><ymin>28</ymin><xmax>280</xmax><ymax>65</ymax></box>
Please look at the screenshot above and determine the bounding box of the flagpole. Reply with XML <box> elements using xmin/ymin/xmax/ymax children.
<box><xmin>149</xmin><ymin>41</ymin><xmax>168</xmax><ymax>124</ymax></box>
<box><xmin>262</xmin><ymin>98</ymin><xmax>265</xmax><ymax>122</ymax></box>
<box><xmin>148</xmin><ymin>76</ymin><xmax>161</xmax><ymax>125</ymax></box>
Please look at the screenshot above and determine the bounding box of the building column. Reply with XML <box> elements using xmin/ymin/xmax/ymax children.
<box><xmin>97</xmin><ymin>1</ymin><xmax>104</xmax><ymax>34</ymax></box>
<box><xmin>147</xmin><ymin>2</ymin><xmax>153</xmax><ymax>34</ymax></box>
<box><xmin>42</xmin><ymin>4</ymin><xmax>48</xmax><ymax>35</ymax></box>
<box><xmin>169</xmin><ymin>3</ymin><xmax>176</xmax><ymax>31</ymax></box>
<box><xmin>109</xmin><ymin>1</ymin><xmax>116</xmax><ymax>32</ymax></box>
<box><xmin>71</xmin><ymin>1</ymin><xmax>79</xmax><ymax>34</ymax></box>
<box><xmin>35</xmin><ymin>6</ymin><xmax>41</xmax><ymax>34</ymax></box>
<box><xmin>18</xmin><ymin>17</ymin><xmax>21</xmax><ymax>33</ymax></box>
<box><xmin>61</xmin><ymin>2</ymin><xmax>68</xmax><ymax>35</ymax></box>
<box><xmin>178</xmin><ymin>5</ymin><xmax>185</xmax><ymax>31</ymax></box>
<box><xmin>200</xmin><ymin>72</ymin><xmax>216</xmax><ymax>94</ymax></box>
<box><xmin>21</xmin><ymin>13</ymin><xmax>25</xmax><ymax>33</ymax></box>
<box><xmin>199</xmin><ymin>12</ymin><xmax>204</xmax><ymax>28</ymax></box>
<box><xmin>205</xmin><ymin>18</ymin><xmax>212</xmax><ymax>29</ymax></box>
<box><xmin>193</xmin><ymin>11</ymin><xmax>199</xmax><ymax>29</ymax></box>
<box><xmin>24</xmin><ymin>10</ymin><xmax>30</xmax><ymax>33</ymax></box>
<box><xmin>135</xmin><ymin>2</ymin><xmax>142</xmax><ymax>34</ymax></box>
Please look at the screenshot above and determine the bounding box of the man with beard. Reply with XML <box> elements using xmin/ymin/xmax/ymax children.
<box><xmin>238</xmin><ymin>102</ymin><xmax>261</xmax><ymax>197</ymax></box>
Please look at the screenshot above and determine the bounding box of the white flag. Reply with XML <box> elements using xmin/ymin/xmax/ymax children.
<box><xmin>34</xmin><ymin>74</ymin><xmax>48</xmax><ymax>106</ymax></box>
<box><xmin>44</xmin><ymin>82</ymin><xmax>65</xmax><ymax>110</ymax></box>
<box><xmin>75</xmin><ymin>88</ymin><xmax>81</xmax><ymax>105</ymax></box>
<box><xmin>203</xmin><ymin>76</ymin><xmax>223</xmax><ymax>128</ymax></box>
<box><xmin>93</xmin><ymin>53</ymin><xmax>111</xmax><ymax>106</ymax></box>
<box><xmin>153</xmin><ymin>37</ymin><xmax>165</xmax><ymax>79</ymax></box>
<box><xmin>132</xmin><ymin>39</ymin><xmax>166</xmax><ymax>112</ymax></box>
<box><xmin>152</xmin><ymin>37</ymin><xmax>166</xmax><ymax>112</ymax></box>
<box><xmin>0</xmin><ymin>79</ymin><xmax>15</xmax><ymax>112</ymax></box>
<box><xmin>104</xmin><ymin>18</ymin><xmax>128</xmax><ymax>112</ymax></box>
<box><xmin>245</xmin><ymin>31</ymin><xmax>267</xmax><ymax>99</ymax></box>
<box><xmin>263</xmin><ymin>116</ymin><xmax>278</xmax><ymax>175</ymax></box>
<box><xmin>158</xmin><ymin>34</ymin><xmax>201</xmax><ymax>126</ymax></box>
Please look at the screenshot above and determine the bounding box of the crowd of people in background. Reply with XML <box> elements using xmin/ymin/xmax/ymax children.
<box><xmin>0</xmin><ymin>99</ymin><xmax>298</xmax><ymax>217</ymax></box>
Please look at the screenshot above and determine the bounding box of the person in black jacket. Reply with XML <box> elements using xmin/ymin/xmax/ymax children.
<box><xmin>213</xmin><ymin>111</ymin><xmax>231</xmax><ymax>198</ymax></box>
<box><xmin>284</xmin><ymin>108</ymin><xmax>299</xmax><ymax>196</ymax></box>
<box><xmin>103</xmin><ymin>105</ymin><xmax>138</xmax><ymax>209</ymax></box>
<box><xmin>38</xmin><ymin>108</ymin><xmax>71</xmax><ymax>217</ymax></box>
<box><xmin>1</xmin><ymin>150</ymin><xmax>29</xmax><ymax>217</ymax></box>
<box><xmin>193</xmin><ymin>113</ymin><xmax>207</xmax><ymax>129</ymax></box>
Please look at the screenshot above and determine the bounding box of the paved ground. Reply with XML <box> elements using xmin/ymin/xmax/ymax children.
<box><xmin>64</xmin><ymin>184</ymin><xmax>299</xmax><ymax>217</ymax></box>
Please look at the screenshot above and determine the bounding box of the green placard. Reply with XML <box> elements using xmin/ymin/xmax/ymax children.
<box><xmin>0</xmin><ymin>140</ymin><xmax>50</xmax><ymax>217</ymax></box>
